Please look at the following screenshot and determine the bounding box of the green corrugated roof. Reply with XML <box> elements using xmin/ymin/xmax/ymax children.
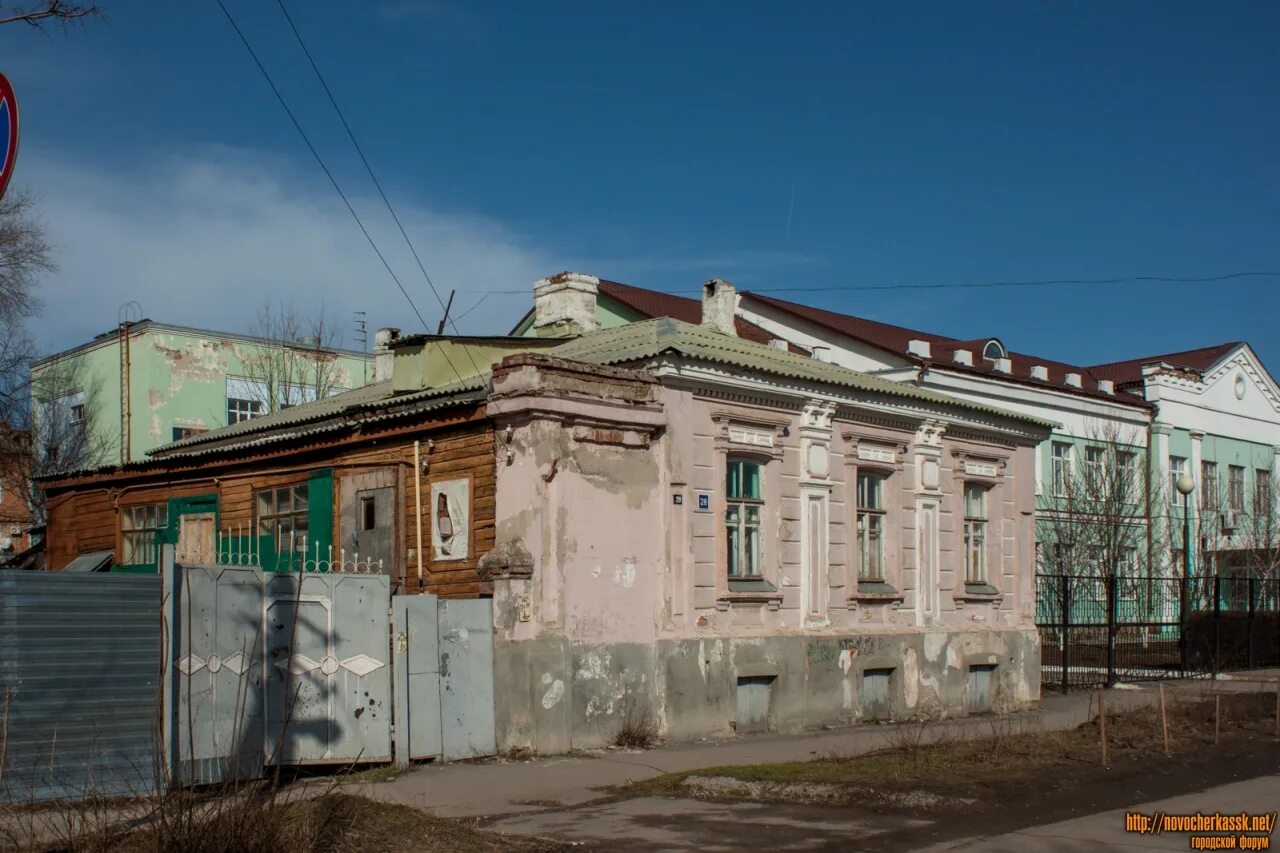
<box><xmin>550</xmin><ymin>318</ymin><xmax>1057</xmax><ymax>428</ymax></box>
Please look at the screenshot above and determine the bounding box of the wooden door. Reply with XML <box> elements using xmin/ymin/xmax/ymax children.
<box><xmin>176</xmin><ymin>512</ymin><xmax>216</xmax><ymax>564</ymax></box>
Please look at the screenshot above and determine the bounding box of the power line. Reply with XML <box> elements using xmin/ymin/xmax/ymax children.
<box><xmin>273</xmin><ymin>0</ymin><xmax>486</xmax><ymax>380</ymax></box>
<box><xmin>467</xmin><ymin>270</ymin><xmax>1280</xmax><ymax>297</ymax></box>
<box><xmin>213</xmin><ymin>0</ymin><xmax>474</xmax><ymax>388</ymax></box>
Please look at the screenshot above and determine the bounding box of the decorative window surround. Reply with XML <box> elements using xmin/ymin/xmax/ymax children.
<box><xmin>711</xmin><ymin>412</ymin><xmax>787</xmax><ymax>460</ymax></box>
<box><xmin>843</xmin><ymin>431</ymin><xmax>908</xmax><ymax>603</ymax></box>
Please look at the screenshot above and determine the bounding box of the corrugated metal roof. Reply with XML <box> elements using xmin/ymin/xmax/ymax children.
<box><xmin>155</xmin><ymin>380</ymin><xmax>398</xmax><ymax>454</ymax></box>
<box><xmin>149</xmin><ymin>376</ymin><xmax>488</xmax><ymax>460</ymax></box>
<box><xmin>550</xmin><ymin>318</ymin><xmax>1057</xmax><ymax>428</ymax></box>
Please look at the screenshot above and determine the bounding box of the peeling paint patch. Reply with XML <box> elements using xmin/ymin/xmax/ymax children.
<box><xmin>576</xmin><ymin>649</ymin><xmax>611</xmax><ymax>680</ymax></box>
<box><xmin>903</xmin><ymin>648</ymin><xmax>919</xmax><ymax>708</ymax></box>
<box><xmin>838</xmin><ymin>648</ymin><xmax>854</xmax><ymax>674</ymax></box>
<box><xmin>613</xmin><ymin>557</ymin><xmax>636</xmax><ymax>588</ymax></box>
<box><xmin>541</xmin><ymin>678</ymin><xmax>565</xmax><ymax>709</ymax></box>
<box><xmin>924</xmin><ymin>632</ymin><xmax>946</xmax><ymax>663</ymax></box>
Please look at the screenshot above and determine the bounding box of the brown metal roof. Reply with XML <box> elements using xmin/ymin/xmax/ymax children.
<box><xmin>744</xmin><ymin>292</ymin><xmax>1152</xmax><ymax>409</ymax></box>
<box><xmin>596</xmin><ymin>280</ymin><xmax>809</xmax><ymax>355</ymax></box>
<box><xmin>1088</xmin><ymin>342</ymin><xmax>1243</xmax><ymax>386</ymax></box>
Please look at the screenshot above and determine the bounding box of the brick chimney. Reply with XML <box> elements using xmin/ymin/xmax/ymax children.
<box><xmin>373</xmin><ymin>327</ymin><xmax>400</xmax><ymax>382</ymax></box>
<box><xmin>533</xmin><ymin>272</ymin><xmax>601</xmax><ymax>338</ymax></box>
<box><xmin>701</xmin><ymin>279</ymin><xmax>737</xmax><ymax>336</ymax></box>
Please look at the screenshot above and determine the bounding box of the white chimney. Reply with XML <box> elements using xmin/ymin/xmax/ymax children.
<box><xmin>373</xmin><ymin>327</ymin><xmax>400</xmax><ymax>382</ymax></box>
<box><xmin>1064</xmin><ymin>372</ymin><xmax>1083</xmax><ymax>388</ymax></box>
<box><xmin>769</xmin><ymin>338</ymin><xmax>789</xmax><ymax>351</ymax></box>
<box><xmin>1030</xmin><ymin>365</ymin><xmax>1049</xmax><ymax>381</ymax></box>
<box><xmin>533</xmin><ymin>272</ymin><xmax>600</xmax><ymax>337</ymax></box>
<box><xmin>953</xmin><ymin>349</ymin><xmax>973</xmax><ymax>366</ymax></box>
<box><xmin>701</xmin><ymin>279</ymin><xmax>737</xmax><ymax>336</ymax></box>
<box><xmin>811</xmin><ymin>344</ymin><xmax>831</xmax><ymax>362</ymax></box>
<box><xmin>1098</xmin><ymin>379</ymin><xmax>1115</xmax><ymax>395</ymax></box>
<box><xmin>907</xmin><ymin>339</ymin><xmax>931</xmax><ymax>358</ymax></box>
<box><xmin>993</xmin><ymin>357</ymin><xmax>1012</xmax><ymax>374</ymax></box>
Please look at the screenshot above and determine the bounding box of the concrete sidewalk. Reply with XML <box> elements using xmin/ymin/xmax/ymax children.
<box><xmin>352</xmin><ymin>674</ymin><xmax>1279</xmax><ymax>819</ymax></box>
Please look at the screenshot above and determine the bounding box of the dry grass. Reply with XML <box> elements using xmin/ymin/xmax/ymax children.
<box><xmin>612</xmin><ymin>701</ymin><xmax>660</xmax><ymax>751</ymax></box>
<box><xmin>5</xmin><ymin>792</ymin><xmax>568</xmax><ymax>853</ymax></box>
<box><xmin>625</xmin><ymin>691</ymin><xmax>1277</xmax><ymax>805</ymax></box>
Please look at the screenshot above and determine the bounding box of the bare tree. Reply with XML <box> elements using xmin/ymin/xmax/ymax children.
<box><xmin>1036</xmin><ymin>421</ymin><xmax>1149</xmax><ymax>581</ymax></box>
<box><xmin>0</xmin><ymin>1</ymin><xmax>99</xmax><ymax>28</ymax></box>
<box><xmin>239</xmin><ymin>302</ymin><xmax>345</xmax><ymax>417</ymax></box>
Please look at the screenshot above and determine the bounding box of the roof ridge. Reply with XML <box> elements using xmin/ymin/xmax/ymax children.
<box><xmin>1087</xmin><ymin>341</ymin><xmax>1243</xmax><ymax>370</ymax></box>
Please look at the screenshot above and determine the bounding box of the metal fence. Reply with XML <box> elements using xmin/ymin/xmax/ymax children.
<box><xmin>1037</xmin><ymin>573</ymin><xmax>1280</xmax><ymax>692</ymax></box>
<box><xmin>0</xmin><ymin>572</ymin><xmax>163</xmax><ymax>802</ymax></box>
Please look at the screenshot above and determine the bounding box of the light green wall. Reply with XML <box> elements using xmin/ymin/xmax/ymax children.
<box><xmin>33</xmin><ymin>326</ymin><xmax>374</xmax><ymax>464</ymax></box>
<box><xmin>511</xmin><ymin>295</ymin><xmax>648</xmax><ymax>337</ymax></box>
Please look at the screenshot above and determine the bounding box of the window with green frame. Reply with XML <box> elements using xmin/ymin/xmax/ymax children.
<box><xmin>121</xmin><ymin>503</ymin><xmax>168</xmax><ymax>567</ymax></box>
<box><xmin>726</xmin><ymin>457</ymin><xmax>763</xmax><ymax>577</ymax></box>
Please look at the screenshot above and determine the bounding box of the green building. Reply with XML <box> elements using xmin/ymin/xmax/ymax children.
<box><xmin>31</xmin><ymin>320</ymin><xmax>375</xmax><ymax>467</ymax></box>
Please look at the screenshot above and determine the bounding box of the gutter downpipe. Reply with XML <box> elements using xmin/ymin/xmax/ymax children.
<box><xmin>414</xmin><ymin>440</ymin><xmax>424</xmax><ymax>586</ymax></box>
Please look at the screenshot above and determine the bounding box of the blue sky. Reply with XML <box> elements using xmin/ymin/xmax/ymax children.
<box><xmin>2</xmin><ymin>1</ymin><xmax>1278</xmax><ymax>370</ymax></box>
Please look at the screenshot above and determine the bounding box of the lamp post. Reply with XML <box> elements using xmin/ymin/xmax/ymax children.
<box><xmin>1176</xmin><ymin>473</ymin><xmax>1195</xmax><ymax>672</ymax></box>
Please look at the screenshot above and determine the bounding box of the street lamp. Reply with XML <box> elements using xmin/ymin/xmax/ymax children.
<box><xmin>1176</xmin><ymin>473</ymin><xmax>1195</xmax><ymax>672</ymax></box>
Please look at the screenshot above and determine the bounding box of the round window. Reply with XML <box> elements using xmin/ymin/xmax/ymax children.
<box><xmin>1234</xmin><ymin>375</ymin><xmax>1247</xmax><ymax>400</ymax></box>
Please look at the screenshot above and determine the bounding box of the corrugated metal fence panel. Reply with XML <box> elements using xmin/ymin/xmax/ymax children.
<box><xmin>0</xmin><ymin>572</ymin><xmax>162</xmax><ymax>803</ymax></box>
<box><xmin>393</xmin><ymin>593</ymin><xmax>442</xmax><ymax>764</ymax></box>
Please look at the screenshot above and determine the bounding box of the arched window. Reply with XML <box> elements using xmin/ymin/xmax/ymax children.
<box><xmin>981</xmin><ymin>339</ymin><xmax>1006</xmax><ymax>361</ymax></box>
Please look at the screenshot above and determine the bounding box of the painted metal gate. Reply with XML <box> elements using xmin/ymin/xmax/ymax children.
<box><xmin>165</xmin><ymin>558</ymin><xmax>392</xmax><ymax>783</ymax></box>
<box><xmin>392</xmin><ymin>594</ymin><xmax>496</xmax><ymax>763</ymax></box>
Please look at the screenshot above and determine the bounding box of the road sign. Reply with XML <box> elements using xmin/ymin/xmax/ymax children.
<box><xmin>0</xmin><ymin>73</ymin><xmax>18</xmax><ymax>201</ymax></box>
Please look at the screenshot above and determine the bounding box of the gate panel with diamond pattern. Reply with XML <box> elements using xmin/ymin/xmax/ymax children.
<box><xmin>166</xmin><ymin>551</ymin><xmax>391</xmax><ymax>780</ymax></box>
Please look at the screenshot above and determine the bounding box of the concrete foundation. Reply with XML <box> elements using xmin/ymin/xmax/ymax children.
<box><xmin>494</xmin><ymin>628</ymin><xmax>1039</xmax><ymax>754</ymax></box>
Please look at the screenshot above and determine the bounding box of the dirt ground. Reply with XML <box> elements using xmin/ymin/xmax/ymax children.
<box><xmin>485</xmin><ymin>691</ymin><xmax>1280</xmax><ymax>852</ymax></box>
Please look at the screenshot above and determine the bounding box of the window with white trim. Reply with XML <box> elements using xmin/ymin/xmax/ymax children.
<box><xmin>963</xmin><ymin>484</ymin><xmax>989</xmax><ymax>584</ymax></box>
<box><xmin>226</xmin><ymin>377</ymin><xmax>268</xmax><ymax>425</ymax></box>
<box><xmin>726</xmin><ymin>458</ymin><xmax>763</xmax><ymax>578</ymax></box>
<box><xmin>1051</xmin><ymin>442</ymin><xmax>1071</xmax><ymax>497</ymax></box>
<box><xmin>1169</xmin><ymin>456</ymin><xmax>1187</xmax><ymax>505</ymax></box>
<box><xmin>856</xmin><ymin>473</ymin><xmax>886</xmax><ymax>582</ymax></box>
<box><xmin>1084</xmin><ymin>446</ymin><xmax>1104</xmax><ymax>482</ymax></box>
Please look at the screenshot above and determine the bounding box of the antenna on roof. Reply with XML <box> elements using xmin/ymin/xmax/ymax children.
<box><xmin>436</xmin><ymin>290</ymin><xmax>456</xmax><ymax>336</ymax></box>
<box><xmin>353</xmin><ymin>311</ymin><xmax>368</xmax><ymax>387</ymax></box>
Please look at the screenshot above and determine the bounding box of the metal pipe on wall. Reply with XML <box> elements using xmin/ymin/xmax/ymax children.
<box><xmin>413</xmin><ymin>439</ymin><xmax>424</xmax><ymax>585</ymax></box>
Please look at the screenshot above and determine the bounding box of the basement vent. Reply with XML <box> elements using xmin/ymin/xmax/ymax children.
<box><xmin>1030</xmin><ymin>365</ymin><xmax>1049</xmax><ymax>381</ymax></box>
<box><xmin>953</xmin><ymin>349</ymin><xmax>973</xmax><ymax>366</ymax></box>
<box><xmin>1064</xmin><ymin>372</ymin><xmax>1083</xmax><ymax>389</ymax></box>
<box><xmin>861</xmin><ymin>668</ymin><xmax>895</xmax><ymax>721</ymax></box>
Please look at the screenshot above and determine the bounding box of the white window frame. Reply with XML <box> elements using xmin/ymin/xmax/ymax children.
<box><xmin>856</xmin><ymin>472</ymin><xmax>887</xmax><ymax>582</ymax></box>
<box><xmin>226</xmin><ymin>377</ymin><xmax>268</xmax><ymax>425</ymax></box>
<box><xmin>1170</xmin><ymin>456</ymin><xmax>1187</xmax><ymax>506</ymax></box>
<box><xmin>963</xmin><ymin>483</ymin><xmax>989</xmax><ymax>584</ymax></box>
<box><xmin>726</xmin><ymin>457</ymin><xmax>764</xmax><ymax>578</ymax></box>
<box><xmin>1051</xmin><ymin>442</ymin><xmax>1072</xmax><ymax>498</ymax></box>
<box><xmin>1201</xmin><ymin>461</ymin><xmax>1219</xmax><ymax>510</ymax></box>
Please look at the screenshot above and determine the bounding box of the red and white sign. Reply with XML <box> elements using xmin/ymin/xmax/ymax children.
<box><xmin>0</xmin><ymin>73</ymin><xmax>18</xmax><ymax>201</ymax></box>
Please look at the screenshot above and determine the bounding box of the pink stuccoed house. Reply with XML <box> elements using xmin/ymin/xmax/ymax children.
<box><xmin>479</xmin><ymin>274</ymin><xmax>1054</xmax><ymax>751</ymax></box>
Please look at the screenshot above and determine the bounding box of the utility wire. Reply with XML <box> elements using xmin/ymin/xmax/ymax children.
<box><xmin>273</xmin><ymin>0</ymin><xmax>486</xmax><ymax>380</ymax></box>
<box><xmin>465</xmin><ymin>270</ymin><xmax>1280</xmax><ymax>297</ymax></box>
<box><xmin>214</xmin><ymin>0</ymin><xmax>472</xmax><ymax>390</ymax></box>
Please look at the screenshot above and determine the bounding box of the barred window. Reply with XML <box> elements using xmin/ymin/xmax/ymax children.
<box><xmin>121</xmin><ymin>503</ymin><xmax>168</xmax><ymax>566</ymax></box>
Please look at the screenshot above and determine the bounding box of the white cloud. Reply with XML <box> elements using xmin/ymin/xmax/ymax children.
<box><xmin>20</xmin><ymin>147</ymin><xmax>553</xmax><ymax>352</ymax></box>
